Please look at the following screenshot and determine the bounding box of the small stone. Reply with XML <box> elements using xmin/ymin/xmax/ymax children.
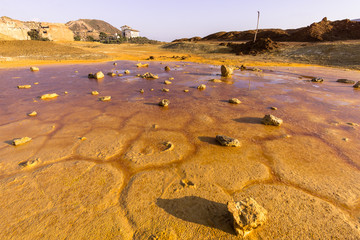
<box><xmin>152</xmin><ymin>124</ymin><xmax>159</xmax><ymax>129</ymax></box>
<box><xmin>113</xmin><ymin>62</ymin><xmax>117</xmax><ymax>66</ymax></box>
<box><xmin>99</xmin><ymin>96</ymin><xmax>111</xmax><ymax>101</ymax></box>
<box><xmin>17</xmin><ymin>85</ymin><xmax>31</xmax><ymax>89</ymax></box>
<box><xmin>94</xmin><ymin>71</ymin><xmax>104</xmax><ymax>79</ymax></box>
<box><xmin>30</xmin><ymin>67</ymin><xmax>39</xmax><ymax>72</ymax></box>
<box><xmin>159</xmin><ymin>99</ymin><xmax>170</xmax><ymax>107</ymax></box>
<box><xmin>164</xmin><ymin>80</ymin><xmax>172</xmax><ymax>85</ymax></box>
<box><xmin>28</xmin><ymin>111</ymin><xmax>37</xmax><ymax>117</ymax></box>
<box><xmin>18</xmin><ymin>158</ymin><xmax>39</xmax><ymax>168</ymax></box>
<box><xmin>40</xmin><ymin>93</ymin><xmax>59</xmax><ymax>100</ymax></box>
<box><xmin>229</xmin><ymin>98</ymin><xmax>241</xmax><ymax>104</ymax></box>
<box><xmin>34</xmin><ymin>82</ymin><xmax>39</xmax><ymax>85</ymax></box>
<box><xmin>162</xmin><ymin>141</ymin><xmax>174</xmax><ymax>151</ymax></box>
<box><xmin>184</xmin><ymin>89</ymin><xmax>189</xmax><ymax>92</ymax></box>
<box><xmin>75</xmin><ymin>71</ymin><xmax>78</xmax><ymax>73</ymax></box>
<box><xmin>13</xmin><ymin>137</ymin><xmax>32</xmax><ymax>146</ymax></box>
<box><xmin>261</xmin><ymin>114</ymin><xmax>283</xmax><ymax>126</ymax></box>
<box><xmin>136</xmin><ymin>63</ymin><xmax>149</xmax><ymax>68</ymax></box>
<box><xmin>216</xmin><ymin>135</ymin><xmax>241</xmax><ymax>147</ymax></box>
<box><xmin>342</xmin><ymin>138</ymin><xmax>349</xmax><ymax>142</ymax></box>
<box><xmin>80</xmin><ymin>137</ymin><xmax>87</xmax><ymax>141</ymax></box>
<box><xmin>347</xmin><ymin>122</ymin><xmax>359</xmax><ymax>126</ymax></box>
<box><xmin>141</xmin><ymin>72</ymin><xmax>159</xmax><ymax>79</ymax></box>
<box><xmin>91</xmin><ymin>91</ymin><xmax>99</xmax><ymax>95</ymax></box>
<box><xmin>169</xmin><ymin>77</ymin><xmax>174</xmax><ymax>80</ymax></box>
<box><xmin>209</xmin><ymin>79</ymin><xmax>222</xmax><ymax>83</ymax></box>
<box><xmin>140</xmin><ymin>89</ymin><xmax>144</xmax><ymax>93</ymax></box>
<box><xmin>118</xmin><ymin>74</ymin><xmax>123</xmax><ymax>77</ymax></box>
<box><xmin>64</xmin><ymin>91</ymin><xmax>68</xmax><ymax>94</ymax></box>
<box><xmin>270</xmin><ymin>107</ymin><xmax>278</xmax><ymax>110</ymax></box>
<box><xmin>227</xmin><ymin>198</ymin><xmax>267</xmax><ymax>237</ymax></box>
<box><xmin>221</xmin><ymin>65</ymin><xmax>233</xmax><ymax>77</ymax></box>
<box><xmin>148</xmin><ymin>56</ymin><xmax>155</xmax><ymax>60</ymax></box>
<box><xmin>124</xmin><ymin>70</ymin><xmax>130</xmax><ymax>74</ymax></box>
<box><xmin>162</xmin><ymin>88</ymin><xmax>169</xmax><ymax>92</ymax></box>
<box><xmin>353</xmin><ymin>81</ymin><xmax>360</xmax><ymax>88</ymax></box>
<box><xmin>311</xmin><ymin>77</ymin><xmax>324</xmax><ymax>83</ymax></box>
<box><xmin>337</xmin><ymin>79</ymin><xmax>355</xmax><ymax>84</ymax></box>
<box><xmin>180</xmin><ymin>179</ymin><xmax>195</xmax><ymax>188</ymax></box>
<box><xmin>107</xmin><ymin>72</ymin><xmax>116</xmax><ymax>77</ymax></box>
<box><xmin>164</xmin><ymin>66</ymin><xmax>171</xmax><ymax>71</ymax></box>
<box><xmin>197</xmin><ymin>84</ymin><xmax>206</xmax><ymax>90</ymax></box>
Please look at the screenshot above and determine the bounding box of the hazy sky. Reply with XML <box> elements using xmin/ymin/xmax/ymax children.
<box><xmin>2</xmin><ymin>0</ymin><xmax>360</xmax><ymax>41</ymax></box>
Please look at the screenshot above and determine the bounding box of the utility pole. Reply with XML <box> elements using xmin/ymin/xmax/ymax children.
<box><xmin>254</xmin><ymin>11</ymin><xmax>260</xmax><ymax>43</ymax></box>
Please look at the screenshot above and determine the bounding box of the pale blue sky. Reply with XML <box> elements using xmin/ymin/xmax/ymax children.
<box><xmin>2</xmin><ymin>0</ymin><xmax>360</xmax><ymax>41</ymax></box>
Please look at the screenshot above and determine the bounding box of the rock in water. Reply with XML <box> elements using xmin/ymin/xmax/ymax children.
<box><xmin>107</xmin><ymin>72</ymin><xmax>116</xmax><ymax>77</ymax></box>
<box><xmin>197</xmin><ymin>84</ymin><xmax>206</xmax><ymax>90</ymax></box>
<box><xmin>27</xmin><ymin>111</ymin><xmax>37</xmax><ymax>117</ymax></box>
<box><xmin>91</xmin><ymin>91</ymin><xmax>99</xmax><ymax>95</ymax></box>
<box><xmin>136</xmin><ymin>63</ymin><xmax>149</xmax><ymax>68</ymax></box>
<box><xmin>140</xmin><ymin>72</ymin><xmax>159</xmax><ymax>79</ymax></box>
<box><xmin>227</xmin><ymin>198</ymin><xmax>267</xmax><ymax>237</ymax></box>
<box><xmin>159</xmin><ymin>99</ymin><xmax>170</xmax><ymax>107</ymax></box>
<box><xmin>12</xmin><ymin>137</ymin><xmax>32</xmax><ymax>146</ymax></box>
<box><xmin>124</xmin><ymin>70</ymin><xmax>130</xmax><ymax>74</ymax></box>
<box><xmin>40</xmin><ymin>93</ymin><xmax>59</xmax><ymax>100</ymax></box>
<box><xmin>30</xmin><ymin>67</ymin><xmax>39</xmax><ymax>72</ymax></box>
<box><xmin>311</xmin><ymin>77</ymin><xmax>324</xmax><ymax>83</ymax></box>
<box><xmin>164</xmin><ymin>66</ymin><xmax>171</xmax><ymax>71</ymax></box>
<box><xmin>17</xmin><ymin>85</ymin><xmax>31</xmax><ymax>89</ymax></box>
<box><xmin>337</xmin><ymin>79</ymin><xmax>355</xmax><ymax>84</ymax></box>
<box><xmin>216</xmin><ymin>135</ymin><xmax>241</xmax><ymax>147</ymax></box>
<box><xmin>261</xmin><ymin>114</ymin><xmax>283</xmax><ymax>126</ymax></box>
<box><xmin>209</xmin><ymin>78</ymin><xmax>222</xmax><ymax>83</ymax></box>
<box><xmin>221</xmin><ymin>65</ymin><xmax>233</xmax><ymax>77</ymax></box>
<box><xmin>99</xmin><ymin>96</ymin><xmax>111</xmax><ymax>101</ymax></box>
<box><xmin>353</xmin><ymin>81</ymin><xmax>360</xmax><ymax>88</ymax></box>
<box><xmin>94</xmin><ymin>71</ymin><xmax>104</xmax><ymax>79</ymax></box>
<box><xmin>229</xmin><ymin>98</ymin><xmax>241</xmax><ymax>104</ymax></box>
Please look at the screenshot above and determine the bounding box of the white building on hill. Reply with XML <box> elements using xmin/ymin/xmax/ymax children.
<box><xmin>121</xmin><ymin>25</ymin><xmax>140</xmax><ymax>38</ymax></box>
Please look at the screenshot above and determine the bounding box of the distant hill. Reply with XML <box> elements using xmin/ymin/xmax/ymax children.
<box><xmin>66</xmin><ymin>19</ymin><xmax>121</xmax><ymax>40</ymax></box>
<box><xmin>174</xmin><ymin>17</ymin><xmax>360</xmax><ymax>42</ymax></box>
<box><xmin>352</xmin><ymin>19</ymin><xmax>360</xmax><ymax>22</ymax></box>
<box><xmin>0</xmin><ymin>16</ymin><xmax>74</xmax><ymax>41</ymax></box>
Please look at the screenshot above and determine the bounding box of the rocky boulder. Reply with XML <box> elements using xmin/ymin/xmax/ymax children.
<box><xmin>227</xmin><ymin>197</ymin><xmax>267</xmax><ymax>236</ymax></box>
<box><xmin>221</xmin><ymin>65</ymin><xmax>233</xmax><ymax>77</ymax></box>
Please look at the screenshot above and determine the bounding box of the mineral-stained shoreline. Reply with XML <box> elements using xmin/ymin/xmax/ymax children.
<box><xmin>0</xmin><ymin>61</ymin><xmax>359</xmax><ymax>239</ymax></box>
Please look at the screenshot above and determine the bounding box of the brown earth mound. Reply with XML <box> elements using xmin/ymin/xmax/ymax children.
<box><xmin>228</xmin><ymin>38</ymin><xmax>278</xmax><ymax>55</ymax></box>
<box><xmin>173</xmin><ymin>17</ymin><xmax>360</xmax><ymax>42</ymax></box>
<box><xmin>66</xmin><ymin>19</ymin><xmax>122</xmax><ymax>41</ymax></box>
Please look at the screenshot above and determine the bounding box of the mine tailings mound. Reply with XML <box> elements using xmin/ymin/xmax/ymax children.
<box><xmin>173</xmin><ymin>17</ymin><xmax>360</xmax><ymax>42</ymax></box>
<box><xmin>228</xmin><ymin>38</ymin><xmax>279</xmax><ymax>55</ymax></box>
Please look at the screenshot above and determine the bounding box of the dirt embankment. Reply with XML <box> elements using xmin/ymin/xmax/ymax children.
<box><xmin>174</xmin><ymin>17</ymin><xmax>360</xmax><ymax>42</ymax></box>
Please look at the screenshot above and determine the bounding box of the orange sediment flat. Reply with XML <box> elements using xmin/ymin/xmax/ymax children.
<box><xmin>0</xmin><ymin>60</ymin><xmax>359</xmax><ymax>239</ymax></box>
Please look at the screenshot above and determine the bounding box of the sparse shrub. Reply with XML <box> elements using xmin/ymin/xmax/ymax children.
<box><xmin>27</xmin><ymin>30</ymin><xmax>51</xmax><ymax>41</ymax></box>
<box><xmin>27</xmin><ymin>29</ymin><xmax>41</xmax><ymax>40</ymax></box>
<box><xmin>74</xmin><ymin>35</ymin><xmax>81</xmax><ymax>41</ymax></box>
<box><xmin>86</xmin><ymin>36</ymin><xmax>95</xmax><ymax>42</ymax></box>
